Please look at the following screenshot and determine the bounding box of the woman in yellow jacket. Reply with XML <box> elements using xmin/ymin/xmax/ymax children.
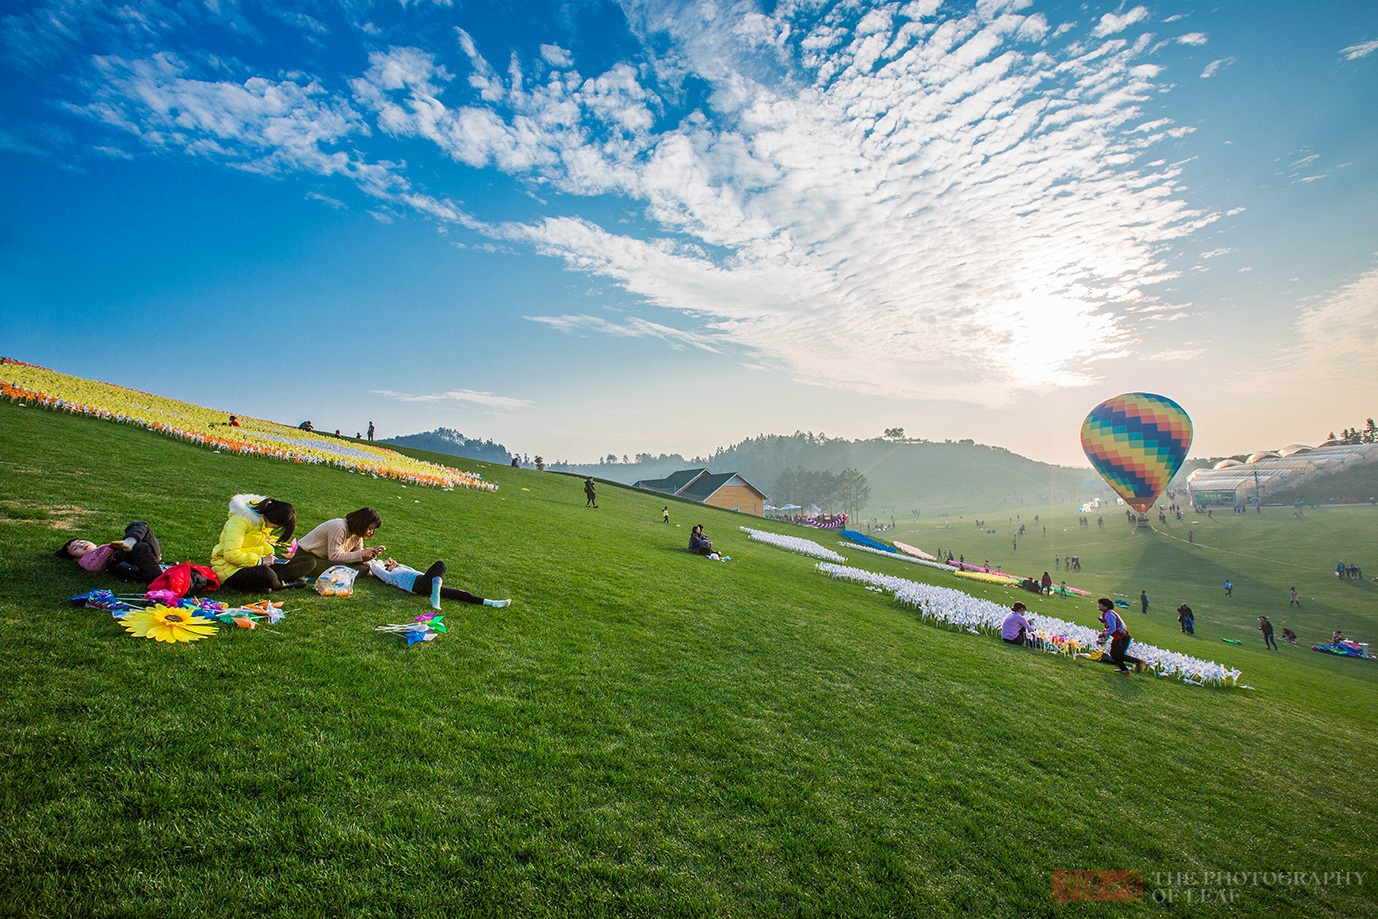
<box><xmin>211</xmin><ymin>494</ymin><xmax>315</xmax><ymax>592</ymax></box>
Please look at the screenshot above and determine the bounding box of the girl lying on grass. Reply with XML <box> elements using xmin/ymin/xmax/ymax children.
<box><xmin>211</xmin><ymin>494</ymin><xmax>315</xmax><ymax>592</ymax></box>
<box><xmin>366</xmin><ymin>558</ymin><xmax>511</xmax><ymax>611</ymax></box>
<box><xmin>57</xmin><ymin>521</ymin><xmax>163</xmax><ymax>584</ymax></box>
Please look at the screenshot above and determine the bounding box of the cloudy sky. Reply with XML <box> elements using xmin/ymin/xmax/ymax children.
<box><xmin>2</xmin><ymin>0</ymin><xmax>1375</xmax><ymax>466</ymax></box>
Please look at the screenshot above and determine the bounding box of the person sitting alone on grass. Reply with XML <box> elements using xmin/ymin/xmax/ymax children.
<box><xmin>296</xmin><ymin>507</ymin><xmax>385</xmax><ymax>577</ymax></box>
<box><xmin>210</xmin><ymin>494</ymin><xmax>315</xmax><ymax>593</ymax></box>
<box><xmin>1002</xmin><ymin>602</ymin><xmax>1032</xmax><ymax>645</ymax></box>
<box><xmin>366</xmin><ymin>558</ymin><xmax>510</xmax><ymax>610</ymax></box>
<box><xmin>57</xmin><ymin>521</ymin><xmax>164</xmax><ymax>584</ymax></box>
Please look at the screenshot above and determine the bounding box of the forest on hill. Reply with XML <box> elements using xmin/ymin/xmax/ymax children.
<box><xmin>552</xmin><ymin>432</ymin><xmax>1103</xmax><ymax>514</ymax></box>
<box><xmin>381</xmin><ymin>428</ymin><xmax>514</xmax><ymax>465</ymax></box>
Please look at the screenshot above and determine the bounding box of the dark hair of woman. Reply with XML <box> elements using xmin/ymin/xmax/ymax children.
<box><xmin>252</xmin><ymin>498</ymin><xmax>297</xmax><ymax>544</ymax></box>
<box><xmin>344</xmin><ymin>507</ymin><xmax>382</xmax><ymax>537</ymax></box>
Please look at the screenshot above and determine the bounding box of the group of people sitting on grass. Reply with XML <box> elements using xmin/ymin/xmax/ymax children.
<box><xmin>688</xmin><ymin>525</ymin><xmax>728</xmax><ymax>560</ymax></box>
<box><xmin>57</xmin><ymin>494</ymin><xmax>510</xmax><ymax>609</ymax></box>
<box><xmin>1002</xmin><ymin>598</ymin><xmax>1148</xmax><ymax>673</ymax></box>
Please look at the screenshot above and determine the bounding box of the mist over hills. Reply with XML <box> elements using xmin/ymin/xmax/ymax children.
<box><xmin>386</xmin><ymin>423</ymin><xmax>1378</xmax><ymax>516</ymax></box>
<box><xmin>552</xmin><ymin>433</ymin><xmax>1103</xmax><ymax>514</ymax></box>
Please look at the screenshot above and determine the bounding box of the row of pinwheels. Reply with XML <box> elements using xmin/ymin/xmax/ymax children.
<box><xmin>816</xmin><ymin>563</ymin><xmax>1241</xmax><ymax>687</ymax></box>
<box><xmin>739</xmin><ymin>527</ymin><xmax>848</xmax><ymax>561</ymax></box>
<box><xmin>0</xmin><ymin>361</ymin><xmax>495</xmax><ymax>491</ymax></box>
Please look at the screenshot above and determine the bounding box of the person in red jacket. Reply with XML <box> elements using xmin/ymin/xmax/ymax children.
<box><xmin>1096</xmin><ymin>598</ymin><xmax>1146</xmax><ymax>674</ymax></box>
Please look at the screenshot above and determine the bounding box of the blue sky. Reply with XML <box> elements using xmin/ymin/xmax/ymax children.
<box><xmin>2</xmin><ymin>0</ymin><xmax>1375</xmax><ymax>466</ymax></box>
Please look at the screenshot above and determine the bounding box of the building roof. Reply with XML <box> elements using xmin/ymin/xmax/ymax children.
<box><xmin>633</xmin><ymin>468</ymin><xmax>768</xmax><ymax>504</ymax></box>
<box><xmin>632</xmin><ymin>468</ymin><xmax>709</xmax><ymax>494</ymax></box>
<box><xmin>679</xmin><ymin>472</ymin><xmax>769</xmax><ymax>503</ymax></box>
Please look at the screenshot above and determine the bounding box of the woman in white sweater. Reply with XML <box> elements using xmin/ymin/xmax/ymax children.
<box><xmin>296</xmin><ymin>507</ymin><xmax>384</xmax><ymax>576</ymax></box>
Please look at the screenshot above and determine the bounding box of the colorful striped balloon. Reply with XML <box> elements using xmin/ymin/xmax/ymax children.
<box><xmin>1081</xmin><ymin>393</ymin><xmax>1193</xmax><ymax>512</ymax></box>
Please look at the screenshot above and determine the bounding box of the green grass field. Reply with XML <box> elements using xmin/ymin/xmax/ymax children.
<box><xmin>2</xmin><ymin>400</ymin><xmax>1375</xmax><ymax>918</ymax></box>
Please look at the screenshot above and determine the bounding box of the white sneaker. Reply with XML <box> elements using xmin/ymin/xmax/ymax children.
<box><xmin>484</xmin><ymin>598</ymin><xmax>511</xmax><ymax>608</ymax></box>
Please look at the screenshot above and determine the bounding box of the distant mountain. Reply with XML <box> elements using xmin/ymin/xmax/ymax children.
<box><xmin>554</xmin><ymin>432</ymin><xmax>1103</xmax><ymax>514</ymax></box>
<box><xmin>381</xmin><ymin>428</ymin><xmax>513</xmax><ymax>465</ymax></box>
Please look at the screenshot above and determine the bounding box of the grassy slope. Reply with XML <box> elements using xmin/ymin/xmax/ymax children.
<box><xmin>1</xmin><ymin>401</ymin><xmax>1375</xmax><ymax>918</ymax></box>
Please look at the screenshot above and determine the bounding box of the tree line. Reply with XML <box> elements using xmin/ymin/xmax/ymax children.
<box><xmin>771</xmin><ymin>466</ymin><xmax>871</xmax><ymax>521</ymax></box>
<box><xmin>1327</xmin><ymin>419</ymin><xmax>1377</xmax><ymax>445</ymax></box>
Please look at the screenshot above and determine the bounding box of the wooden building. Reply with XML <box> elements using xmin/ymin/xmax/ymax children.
<box><xmin>632</xmin><ymin>468</ymin><xmax>769</xmax><ymax>517</ymax></box>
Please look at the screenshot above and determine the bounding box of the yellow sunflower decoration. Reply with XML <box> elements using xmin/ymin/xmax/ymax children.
<box><xmin>121</xmin><ymin>606</ymin><xmax>219</xmax><ymax>643</ymax></box>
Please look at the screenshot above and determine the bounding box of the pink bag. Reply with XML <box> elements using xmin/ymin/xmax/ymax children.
<box><xmin>78</xmin><ymin>544</ymin><xmax>116</xmax><ymax>572</ymax></box>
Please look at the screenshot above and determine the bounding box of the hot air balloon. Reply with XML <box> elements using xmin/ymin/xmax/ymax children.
<box><xmin>1081</xmin><ymin>393</ymin><xmax>1193</xmax><ymax>513</ymax></box>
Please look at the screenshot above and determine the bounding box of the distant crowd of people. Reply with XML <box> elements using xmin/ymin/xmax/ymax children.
<box><xmin>290</xmin><ymin>419</ymin><xmax>376</xmax><ymax>441</ymax></box>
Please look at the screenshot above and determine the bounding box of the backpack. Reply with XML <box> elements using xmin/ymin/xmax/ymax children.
<box><xmin>145</xmin><ymin>563</ymin><xmax>220</xmax><ymax>599</ymax></box>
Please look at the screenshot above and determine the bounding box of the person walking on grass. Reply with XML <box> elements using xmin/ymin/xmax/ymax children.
<box><xmin>1140</xmin><ymin>590</ymin><xmax>1149</xmax><ymax>615</ymax></box>
<box><xmin>584</xmin><ymin>477</ymin><xmax>598</xmax><ymax>508</ymax></box>
<box><xmin>1259</xmin><ymin>616</ymin><xmax>1278</xmax><ymax>650</ymax></box>
<box><xmin>662</xmin><ymin>506</ymin><xmax>670</xmax><ymax>524</ymax></box>
<box><xmin>1290</xmin><ymin>587</ymin><xmax>1301</xmax><ymax>607</ymax></box>
<box><xmin>1096</xmin><ymin>598</ymin><xmax>1145</xmax><ymax>674</ymax></box>
<box><xmin>1224</xmin><ymin>580</ymin><xmax>1232</xmax><ymax>598</ymax></box>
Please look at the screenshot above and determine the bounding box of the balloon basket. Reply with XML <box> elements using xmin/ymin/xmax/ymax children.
<box><xmin>1136</xmin><ymin>514</ymin><xmax>1152</xmax><ymax>528</ymax></box>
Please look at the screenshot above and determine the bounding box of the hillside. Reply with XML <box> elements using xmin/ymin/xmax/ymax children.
<box><xmin>380</xmin><ymin>427</ymin><xmax>514</xmax><ymax>465</ymax></box>
<box><xmin>556</xmin><ymin>434</ymin><xmax>1102</xmax><ymax>515</ymax></box>
<box><xmin>2</xmin><ymin>399</ymin><xmax>1377</xmax><ymax>917</ymax></box>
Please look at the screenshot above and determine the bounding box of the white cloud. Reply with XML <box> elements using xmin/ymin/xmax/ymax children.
<box><xmin>523</xmin><ymin>313</ymin><xmax>721</xmax><ymax>352</ymax></box>
<box><xmin>0</xmin><ymin>129</ymin><xmax>47</xmax><ymax>155</ymax></box>
<box><xmin>1149</xmin><ymin>348</ymin><xmax>1205</xmax><ymax>360</ymax></box>
<box><xmin>1201</xmin><ymin>57</ymin><xmax>1235</xmax><ymax>77</ymax></box>
<box><xmin>1340</xmin><ymin>39</ymin><xmax>1378</xmax><ymax>60</ymax></box>
<box><xmin>1201</xmin><ymin>247</ymin><xmax>1233</xmax><ymax>258</ymax></box>
<box><xmin>1177</xmin><ymin>33</ymin><xmax>1209</xmax><ymax>46</ymax></box>
<box><xmin>47</xmin><ymin>2</ymin><xmax>1225</xmax><ymax>407</ymax></box>
<box><xmin>305</xmin><ymin>190</ymin><xmax>346</xmax><ymax>209</ymax></box>
<box><xmin>1092</xmin><ymin>6</ymin><xmax>1149</xmax><ymax>38</ymax></box>
<box><xmin>1229</xmin><ymin>263</ymin><xmax>1378</xmax><ymax>401</ymax></box>
<box><xmin>540</xmin><ymin>44</ymin><xmax>573</xmax><ymax>67</ymax></box>
<box><xmin>370</xmin><ymin>389</ymin><xmax>533</xmax><ymax>410</ymax></box>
